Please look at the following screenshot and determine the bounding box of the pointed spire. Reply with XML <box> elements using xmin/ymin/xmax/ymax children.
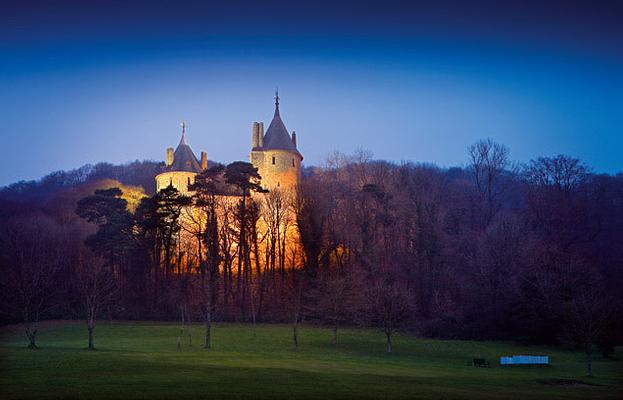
<box><xmin>179</xmin><ymin>121</ymin><xmax>187</xmax><ymax>145</ymax></box>
<box><xmin>274</xmin><ymin>87</ymin><xmax>280</xmax><ymax>116</ymax></box>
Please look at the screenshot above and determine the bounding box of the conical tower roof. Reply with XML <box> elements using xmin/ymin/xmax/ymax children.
<box><xmin>262</xmin><ymin>92</ymin><xmax>302</xmax><ymax>157</ymax></box>
<box><xmin>169</xmin><ymin>122</ymin><xmax>203</xmax><ymax>173</ymax></box>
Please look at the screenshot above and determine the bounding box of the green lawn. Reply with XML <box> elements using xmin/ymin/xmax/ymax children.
<box><xmin>1</xmin><ymin>321</ymin><xmax>621</xmax><ymax>399</ymax></box>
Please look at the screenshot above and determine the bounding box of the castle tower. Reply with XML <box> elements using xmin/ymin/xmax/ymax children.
<box><xmin>250</xmin><ymin>91</ymin><xmax>303</xmax><ymax>191</ymax></box>
<box><xmin>155</xmin><ymin>122</ymin><xmax>206</xmax><ymax>194</ymax></box>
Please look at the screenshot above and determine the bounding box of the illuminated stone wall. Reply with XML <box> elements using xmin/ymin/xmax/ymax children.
<box><xmin>250</xmin><ymin>149</ymin><xmax>301</xmax><ymax>191</ymax></box>
<box><xmin>155</xmin><ymin>171</ymin><xmax>197</xmax><ymax>194</ymax></box>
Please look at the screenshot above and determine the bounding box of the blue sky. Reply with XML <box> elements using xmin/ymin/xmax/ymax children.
<box><xmin>1</xmin><ymin>0</ymin><xmax>622</xmax><ymax>186</ymax></box>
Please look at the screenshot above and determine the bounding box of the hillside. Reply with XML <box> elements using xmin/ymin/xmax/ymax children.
<box><xmin>0</xmin><ymin>160</ymin><xmax>161</xmax><ymax>204</ymax></box>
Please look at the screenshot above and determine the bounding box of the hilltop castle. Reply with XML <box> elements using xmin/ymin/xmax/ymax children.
<box><xmin>153</xmin><ymin>93</ymin><xmax>304</xmax><ymax>276</ymax></box>
<box><xmin>155</xmin><ymin>92</ymin><xmax>303</xmax><ymax>194</ymax></box>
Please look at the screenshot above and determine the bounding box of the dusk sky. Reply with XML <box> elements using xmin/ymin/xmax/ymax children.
<box><xmin>1</xmin><ymin>0</ymin><xmax>622</xmax><ymax>186</ymax></box>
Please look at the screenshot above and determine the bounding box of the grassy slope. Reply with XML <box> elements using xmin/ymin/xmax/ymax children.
<box><xmin>0</xmin><ymin>321</ymin><xmax>621</xmax><ymax>399</ymax></box>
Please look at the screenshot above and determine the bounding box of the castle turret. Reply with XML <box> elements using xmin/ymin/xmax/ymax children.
<box><xmin>250</xmin><ymin>91</ymin><xmax>303</xmax><ymax>191</ymax></box>
<box><xmin>155</xmin><ymin>122</ymin><xmax>205</xmax><ymax>194</ymax></box>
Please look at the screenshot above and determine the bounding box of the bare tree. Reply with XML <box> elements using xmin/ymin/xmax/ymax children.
<box><xmin>366</xmin><ymin>277</ymin><xmax>413</xmax><ymax>353</ymax></box>
<box><xmin>263</xmin><ymin>189</ymin><xmax>293</xmax><ymax>292</ymax></box>
<box><xmin>284</xmin><ymin>270</ymin><xmax>307</xmax><ymax>349</ymax></box>
<box><xmin>468</xmin><ymin>139</ymin><xmax>510</xmax><ymax>229</ymax></box>
<box><xmin>563</xmin><ymin>281</ymin><xmax>617</xmax><ymax>377</ymax></box>
<box><xmin>219</xmin><ymin>201</ymin><xmax>237</xmax><ymax>319</ymax></box>
<box><xmin>522</xmin><ymin>155</ymin><xmax>597</xmax><ymax>252</ymax></box>
<box><xmin>314</xmin><ymin>268</ymin><xmax>362</xmax><ymax>345</ymax></box>
<box><xmin>295</xmin><ymin>177</ymin><xmax>338</xmax><ymax>276</ymax></box>
<box><xmin>523</xmin><ymin>155</ymin><xmax>589</xmax><ymax>192</ymax></box>
<box><xmin>76</xmin><ymin>252</ymin><xmax>117</xmax><ymax>350</ymax></box>
<box><xmin>0</xmin><ymin>215</ymin><xmax>67</xmax><ymax>348</ymax></box>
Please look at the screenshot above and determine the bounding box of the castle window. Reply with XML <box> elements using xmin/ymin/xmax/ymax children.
<box><xmin>292</xmin><ymin>159</ymin><xmax>295</xmax><ymax>167</ymax></box>
<box><xmin>272</xmin><ymin>156</ymin><xmax>276</xmax><ymax>165</ymax></box>
<box><xmin>277</xmin><ymin>181</ymin><xmax>280</xmax><ymax>187</ymax></box>
<box><xmin>187</xmin><ymin>177</ymin><xmax>191</xmax><ymax>186</ymax></box>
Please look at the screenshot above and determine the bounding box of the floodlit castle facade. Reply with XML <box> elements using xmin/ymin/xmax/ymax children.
<box><xmin>155</xmin><ymin>93</ymin><xmax>302</xmax><ymax>195</ymax></box>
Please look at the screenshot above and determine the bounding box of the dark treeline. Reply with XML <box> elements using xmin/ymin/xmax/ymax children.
<box><xmin>1</xmin><ymin>140</ymin><xmax>621</xmax><ymax>371</ymax></box>
<box><xmin>0</xmin><ymin>160</ymin><xmax>161</xmax><ymax>205</ymax></box>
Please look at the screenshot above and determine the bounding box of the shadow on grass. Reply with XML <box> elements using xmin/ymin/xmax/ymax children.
<box><xmin>537</xmin><ymin>378</ymin><xmax>600</xmax><ymax>387</ymax></box>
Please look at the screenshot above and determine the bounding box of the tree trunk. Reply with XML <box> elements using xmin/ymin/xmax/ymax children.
<box><xmin>250</xmin><ymin>289</ymin><xmax>257</xmax><ymax>325</ymax></box>
<box><xmin>386</xmin><ymin>332</ymin><xmax>392</xmax><ymax>353</ymax></box>
<box><xmin>237</xmin><ymin>195</ymin><xmax>247</xmax><ymax>318</ymax></box>
<box><xmin>293</xmin><ymin>318</ymin><xmax>299</xmax><ymax>349</ymax></box>
<box><xmin>331</xmin><ymin>324</ymin><xmax>338</xmax><ymax>346</ymax></box>
<box><xmin>253</xmin><ymin>229</ymin><xmax>265</xmax><ymax>320</ymax></box>
<box><xmin>205</xmin><ymin>293</ymin><xmax>212</xmax><ymax>349</ymax></box>
<box><xmin>26</xmin><ymin>326</ymin><xmax>38</xmax><ymax>349</ymax></box>
<box><xmin>87</xmin><ymin>309</ymin><xmax>96</xmax><ymax>350</ymax></box>
<box><xmin>24</xmin><ymin>309</ymin><xmax>38</xmax><ymax>349</ymax></box>
<box><xmin>223</xmin><ymin>256</ymin><xmax>230</xmax><ymax>318</ymax></box>
<box><xmin>280</xmin><ymin>236</ymin><xmax>286</xmax><ymax>283</ymax></box>
<box><xmin>586</xmin><ymin>341</ymin><xmax>593</xmax><ymax>377</ymax></box>
<box><xmin>176</xmin><ymin>309</ymin><xmax>185</xmax><ymax>351</ymax></box>
<box><xmin>88</xmin><ymin>326</ymin><xmax>95</xmax><ymax>350</ymax></box>
<box><xmin>201</xmin><ymin>250</ymin><xmax>216</xmax><ymax>350</ymax></box>
<box><xmin>205</xmin><ymin>320</ymin><xmax>212</xmax><ymax>349</ymax></box>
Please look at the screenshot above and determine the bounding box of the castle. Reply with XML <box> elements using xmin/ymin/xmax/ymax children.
<box><xmin>155</xmin><ymin>92</ymin><xmax>303</xmax><ymax>194</ymax></box>
<box><xmin>153</xmin><ymin>93</ymin><xmax>304</xmax><ymax>275</ymax></box>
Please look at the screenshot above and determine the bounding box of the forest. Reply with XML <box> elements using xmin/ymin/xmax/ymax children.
<box><xmin>1</xmin><ymin>139</ymin><xmax>621</xmax><ymax>364</ymax></box>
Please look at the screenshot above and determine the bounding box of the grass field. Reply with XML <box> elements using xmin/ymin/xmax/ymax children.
<box><xmin>1</xmin><ymin>321</ymin><xmax>621</xmax><ymax>399</ymax></box>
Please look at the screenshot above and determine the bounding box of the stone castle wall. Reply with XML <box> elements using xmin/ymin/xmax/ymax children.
<box><xmin>250</xmin><ymin>149</ymin><xmax>301</xmax><ymax>191</ymax></box>
<box><xmin>155</xmin><ymin>171</ymin><xmax>197</xmax><ymax>195</ymax></box>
